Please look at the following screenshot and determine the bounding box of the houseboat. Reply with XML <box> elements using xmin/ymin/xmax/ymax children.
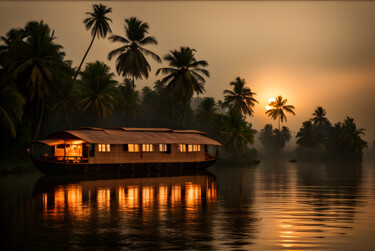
<box><xmin>31</xmin><ymin>127</ymin><xmax>221</xmax><ymax>175</ymax></box>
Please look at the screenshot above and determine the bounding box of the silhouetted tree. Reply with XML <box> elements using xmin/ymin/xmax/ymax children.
<box><xmin>78</xmin><ymin>61</ymin><xmax>117</xmax><ymax>120</ymax></box>
<box><xmin>116</xmin><ymin>79</ymin><xmax>142</xmax><ymax>125</ymax></box>
<box><xmin>221</xmin><ymin>77</ymin><xmax>258</xmax><ymax>117</ymax></box>
<box><xmin>259</xmin><ymin>124</ymin><xmax>291</xmax><ymax>152</ymax></box>
<box><xmin>195</xmin><ymin>97</ymin><xmax>217</xmax><ymax>131</ymax></box>
<box><xmin>0</xmin><ymin>81</ymin><xmax>25</xmax><ymax>137</ymax></box>
<box><xmin>296</xmin><ymin>121</ymin><xmax>321</xmax><ymax>151</ymax></box>
<box><xmin>311</xmin><ymin>106</ymin><xmax>330</xmax><ymax>127</ymax></box>
<box><xmin>156</xmin><ymin>47</ymin><xmax>209</xmax><ymax>126</ymax></box>
<box><xmin>6</xmin><ymin>21</ymin><xmax>69</xmax><ymax>139</ymax></box>
<box><xmin>221</xmin><ymin>110</ymin><xmax>257</xmax><ymax>154</ymax></box>
<box><xmin>266</xmin><ymin>95</ymin><xmax>295</xmax><ymax>130</ymax></box>
<box><xmin>51</xmin><ymin>75</ymin><xmax>78</xmax><ymax>126</ymax></box>
<box><xmin>73</xmin><ymin>4</ymin><xmax>112</xmax><ymax>84</ymax></box>
<box><xmin>108</xmin><ymin>17</ymin><xmax>160</xmax><ymax>89</ymax></box>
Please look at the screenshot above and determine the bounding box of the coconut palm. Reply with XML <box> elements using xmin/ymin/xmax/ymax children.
<box><xmin>6</xmin><ymin>21</ymin><xmax>69</xmax><ymax>139</ymax></box>
<box><xmin>156</xmin><ymin>47</ymin><xmax>209</xmax><ymax>126</ymax></box>
<box><xmin>221</xmin><ymin>77</ymin><xmax>258</xmax><ymax>117</ymax></box>
<box><xmin>51</xmin><ymin>77</ymin><xmax>78</xmax><ymax>125</ymax></box>
<box><xmin>266</xmin><ymin>95</ymin><xmax>295</xmax><ymax>130</ymax></box>
<box><xmin>195</xmin><ymin>97</ymin><xmax>218</xmax><ymax>130</ymax></box>
<box><xmin>296</xmin><ymin>121</ymin><xmax>320</xmax><ymax>150</ymax></box>
<box><xmin>0</xmin><ymin>82</ymin><xmax>25</xmax><ymax>138</ymax></box>
<box><xmin>222</xmin><ymin>110</ymin><xmax>257</xmax><ymax>154</ymax></box>
<box><xmin>0</xmin><ymin>28</ymin><xmax>24</xmax><ymax>66</ymax></box>
<box><xmin>311</xmin><ymin>106</ymin><xmax>330</xmax><ymax>127</ymax></box>
<box><xmin>108</xmin><ymin>17</ymin><xmax>161</xmax><ymax>89</ymax></box>
<box><xmin>116</xmin><ymin>79</ymin><xmax>142</xmax><ymax>125</ymax></box>
<box><xmin>73</xmin><ymin>4</ymin><xmax>112</xmax><ymax>84</ymax></box>
<box><xmin>78</xmin><ymin>61</ymin><xmax>117</xmax><ymax>120</ymax></box>
<box><xmin>341</xmin><ymin>117</ymin><xmax>367</xmax><ymax>155</ymax></box>
<box><xmin>259</xmin><ymin>124</ymin><xmax>291</xmax><ymax>152</ymax></box>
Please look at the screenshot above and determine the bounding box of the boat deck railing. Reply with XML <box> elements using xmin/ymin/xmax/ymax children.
<box><xmin>40</xmin><ymin>155</ymin><xmax>89</xmax><ymax>163</ymax></box>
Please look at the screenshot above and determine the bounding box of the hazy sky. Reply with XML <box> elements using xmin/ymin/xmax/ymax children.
<box><xmin>1</xmin><ymin>1</ymin><xmax>375</xmax><ymax>141</ymax></box>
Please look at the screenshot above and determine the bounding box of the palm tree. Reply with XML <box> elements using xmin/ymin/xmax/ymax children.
<box><xmin>51</xmin><ymin>77</ymin><xmax>78</xmax><ymax>126</ymax></box>
<box><xmin>78</xmin><ymin>61</ymin><xmax>117</xmax><ymax>120</ymax></box>
<box><xmin>6</xmin><ymin>21</ymin><xmax>69</xmax><ymax>139</ymax></box>
<box><xmin>222</xmin><ymin>110</ymin><xmax>257</xmax><ymax>154</ymax></box>
<box><xmin>221</xmin><ymin>77</ymin><xmax>258</xmax><ymax>117</ymax></box>
<box><xmin>296</xmin><ymin>121</ymin><xmax>320</xmax><ymax>150</ymax></box>
<box><xmin>108</xmin><ymin>17</ymin><xmax>161</xmax><ymax>89</ymax></box>
<box><xmin>195</xmin><ymin>97</ymin><xmax>218</xmax><ymax>130</ymax></box>
<box><xmin>311</xmin><ymin>106</ymin><xmax>330</xmax><ymax>127</ymax></box>
<box><xmin>259</xmin><ymin>124</ymin><xmax>291</xmax><ymax>152</ymax></box>
<box><xmin>0</xmin><ymin>28</ymin><xmax>24</xmax><ymax>66</ymax></box>
<box><xmin>116</xmin><ymin>79</ymin><xmax>142</xmax><ymax>125</ymax></box>
<box><xmin>341</xmin><ymin>117</ymin><xmax>367</xmax><ymax>155</ymax></box>
<box><xmin>0</xmin><ymin>82</ymin><xmax>25</xmax><ymax>138</ymax></box>
<box><xmin>73</xmin><ymin>4</ymin><xmax>112</xmax><ymax>84</ymax></box>
<box><xmin>266</xmin><ymin>95</ymin><xmax>295</xmax><ymax>130</ymax></box>
<box><xmin>156</xmin><ymin>47</ymin><xmax>209</xmax><ymax>126</ymax></box>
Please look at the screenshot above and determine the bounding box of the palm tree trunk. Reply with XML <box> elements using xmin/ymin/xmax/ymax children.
<box><xmin>180</xmin><ymin>94</ymin><xmax>188</xmax><ymax>127</ymax></box>
<box><xmin>33</xmin><ymin>99</ymin><xmax>45</xmax><ymax>140</ymax></box>
<box><xmin>72</xmin><ymin>30</ymin><xmax>97</xmax><ymax>84</ymax></box>
<box><xmin>278</xmin><ymin>117</ymin><xmax>280</xmax><ymax>131</ymax></box>
<box><xmin>132</xmin><ymin>76</ymin><xmax>135</xmax><ymax>90</ymax></box>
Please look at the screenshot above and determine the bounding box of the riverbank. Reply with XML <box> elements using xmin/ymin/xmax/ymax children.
<box><xmin>0</xmin><ymin>157</ymin><xmax>36</xmax><ymax>175</ymax></box>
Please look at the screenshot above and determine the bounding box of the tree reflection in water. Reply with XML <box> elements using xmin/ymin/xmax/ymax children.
<box><xmin>2</xmin><ymin>161</ymin><xmax>375</xmax><ymax>250</ymax></box>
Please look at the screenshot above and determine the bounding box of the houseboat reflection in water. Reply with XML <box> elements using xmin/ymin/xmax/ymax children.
<box><xmin>35</xmin><ymin>171</ymin><xmax>217</xmax><ymax>223</ymax></box>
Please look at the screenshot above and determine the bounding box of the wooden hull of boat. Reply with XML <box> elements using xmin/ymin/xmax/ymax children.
<box><xmin>32</xmin><ymin>157</ymin><xmax>217</xmax><ymax>175</ymax></box>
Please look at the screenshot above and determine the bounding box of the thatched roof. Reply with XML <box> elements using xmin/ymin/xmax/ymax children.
<box><xmin>36</xmin><ymin>128</ymin><xmax>221</xmax><ymax>146</ymax></box>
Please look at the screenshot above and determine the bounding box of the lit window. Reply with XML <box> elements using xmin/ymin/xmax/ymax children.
<box><xmin>187</xmin><ymin>144</ymin><xmax>200</xmax><ymax>152</ymax></box>
<box><xmin>98</xmin><ymin>144</ymin><xmax>110</xmax><ymax>152</ymax></box>
<box><xmin>179</xmin><ymin>144</ymin><xmax>187</xmax><ymax>152</ymax></box>
<box><xmin>159</xmin><ymin>144</ymin><xmax>167</xmax><ymax>152</ymax></box>
<box><xmin>129</xmin><ymin>144</ymin><xmax>140</xmax><ymax>152</ymax></box>
<box><xmin>142</xmin><ymin>144</ymin><xmax>154</xmax><ymax>152</ymax></box>
<box><xmin>188</xmin><ymin>144</ymin><xmax>193</xmax><ymax>152</ymax></box>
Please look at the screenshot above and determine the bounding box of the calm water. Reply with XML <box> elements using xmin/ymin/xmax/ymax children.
<box><xmin>1</xmin><ymin>159</ymin><xmax>375</xmax><ymax>250</ymax></box>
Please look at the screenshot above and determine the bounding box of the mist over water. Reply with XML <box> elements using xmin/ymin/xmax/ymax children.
<box><xmin>2</xmin><ymin>159</ymin><xmax>375</xmax><ymax>250</ymax></box>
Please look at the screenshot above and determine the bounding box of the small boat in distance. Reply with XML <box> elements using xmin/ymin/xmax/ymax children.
<box><xmin>30</xmin><ymin>127</ymin><xmax>221</xmax><ymax>175</ymax></box>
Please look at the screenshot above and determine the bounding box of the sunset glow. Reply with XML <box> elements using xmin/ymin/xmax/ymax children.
<box><xmin>266</xmin><ymin>97</ymin><xmax>276</xmax><ymax>110</ymax></box>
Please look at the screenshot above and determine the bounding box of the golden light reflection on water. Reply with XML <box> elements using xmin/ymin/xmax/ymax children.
<box><xmin>39</xmin><ymin>176</ymin><xmax>217</xmax><ymax>222</ymax></box>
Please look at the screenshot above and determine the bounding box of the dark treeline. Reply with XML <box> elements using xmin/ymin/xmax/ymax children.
<box><xmin>0</xmin><ymin>4</ymin><xmax>370</xmax><ymax>172</ymax></box>
<box><xmin>295</xmin><ymin>107</ymin><xmax>368</xmax><ymax>161</ymax></box>
<box><xmin>0</xmin><ymin>4</ymin><xmax>259</xmax><ymax>171</ymax></box>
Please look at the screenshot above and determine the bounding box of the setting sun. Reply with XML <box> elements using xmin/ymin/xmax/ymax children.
<box><xmin>266</xmin><ymin>97</ymin><xmax>276</xmax><ymax>110</ymax></box>
<box><xmin>268</xmin><ymin>97</ymin><xmax>276</xmax><ymax>103</ymax></box>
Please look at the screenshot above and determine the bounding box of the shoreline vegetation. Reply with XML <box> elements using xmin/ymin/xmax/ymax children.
<box><xmin>0</xmin><ymin>4</ymin><xmax>371</xmax><ymax>174</ymax></box>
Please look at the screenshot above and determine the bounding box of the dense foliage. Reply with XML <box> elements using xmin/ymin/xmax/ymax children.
<box><xmin>296</xmin><ymin>107</ymin><xmax>368</xmax><ymax>160</ymax></box>
<box><xmin>0</xmin><ymin>4</ymin><xmax>369</xmax><ymax>172</ymax></box>
<box><xmin>259</xmin><ymin>124</ymin><xmax>291</xmax><ymax>153</ymax></box>
<box><xmin>0</xmin><ymin>14</ymin><xmax>259</xmax><ymax>172</ymax></box>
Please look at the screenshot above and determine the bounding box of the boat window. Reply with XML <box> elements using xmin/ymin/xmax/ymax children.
<box><xmin>142</xmin><ymin>144</ymin><xmax>154</xmax><ymax>152</ymax></box>
<box><xmin>129</xmin><ymin>144</ymin><xmax>140</xmax><ymax>152</ymax></box>
<box><xmin>159</xmin><ymin>144</ymin><xmax>167</xmax><ymax>152</ymax></box>
<box><xmin>188</xmin><ymin>144</ymin><xmax>193</xmax><ymax>152</ymax></box>
<box><xmin>57</xmin><ymin>144</ymin><xmax>65</xmax><ymax>148</ymax></box>
<box><xmin>123</xmin><ymin>144</ymin><xmax>128</xmax><ymax>151</ymax></box>
<box><xmin>188</xmin><ymin>144</ymin><xmax>201</xmax><ymax>152</ymax></box>
<box><xmin>98</xmin><ymin>144</ymin><xmax>110</xmax><ymax>152</ymax></box>
<box><xmin>178</xmin><ymin>144</ymin><xmax>187</xmax><ymax>152</ymax></box>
